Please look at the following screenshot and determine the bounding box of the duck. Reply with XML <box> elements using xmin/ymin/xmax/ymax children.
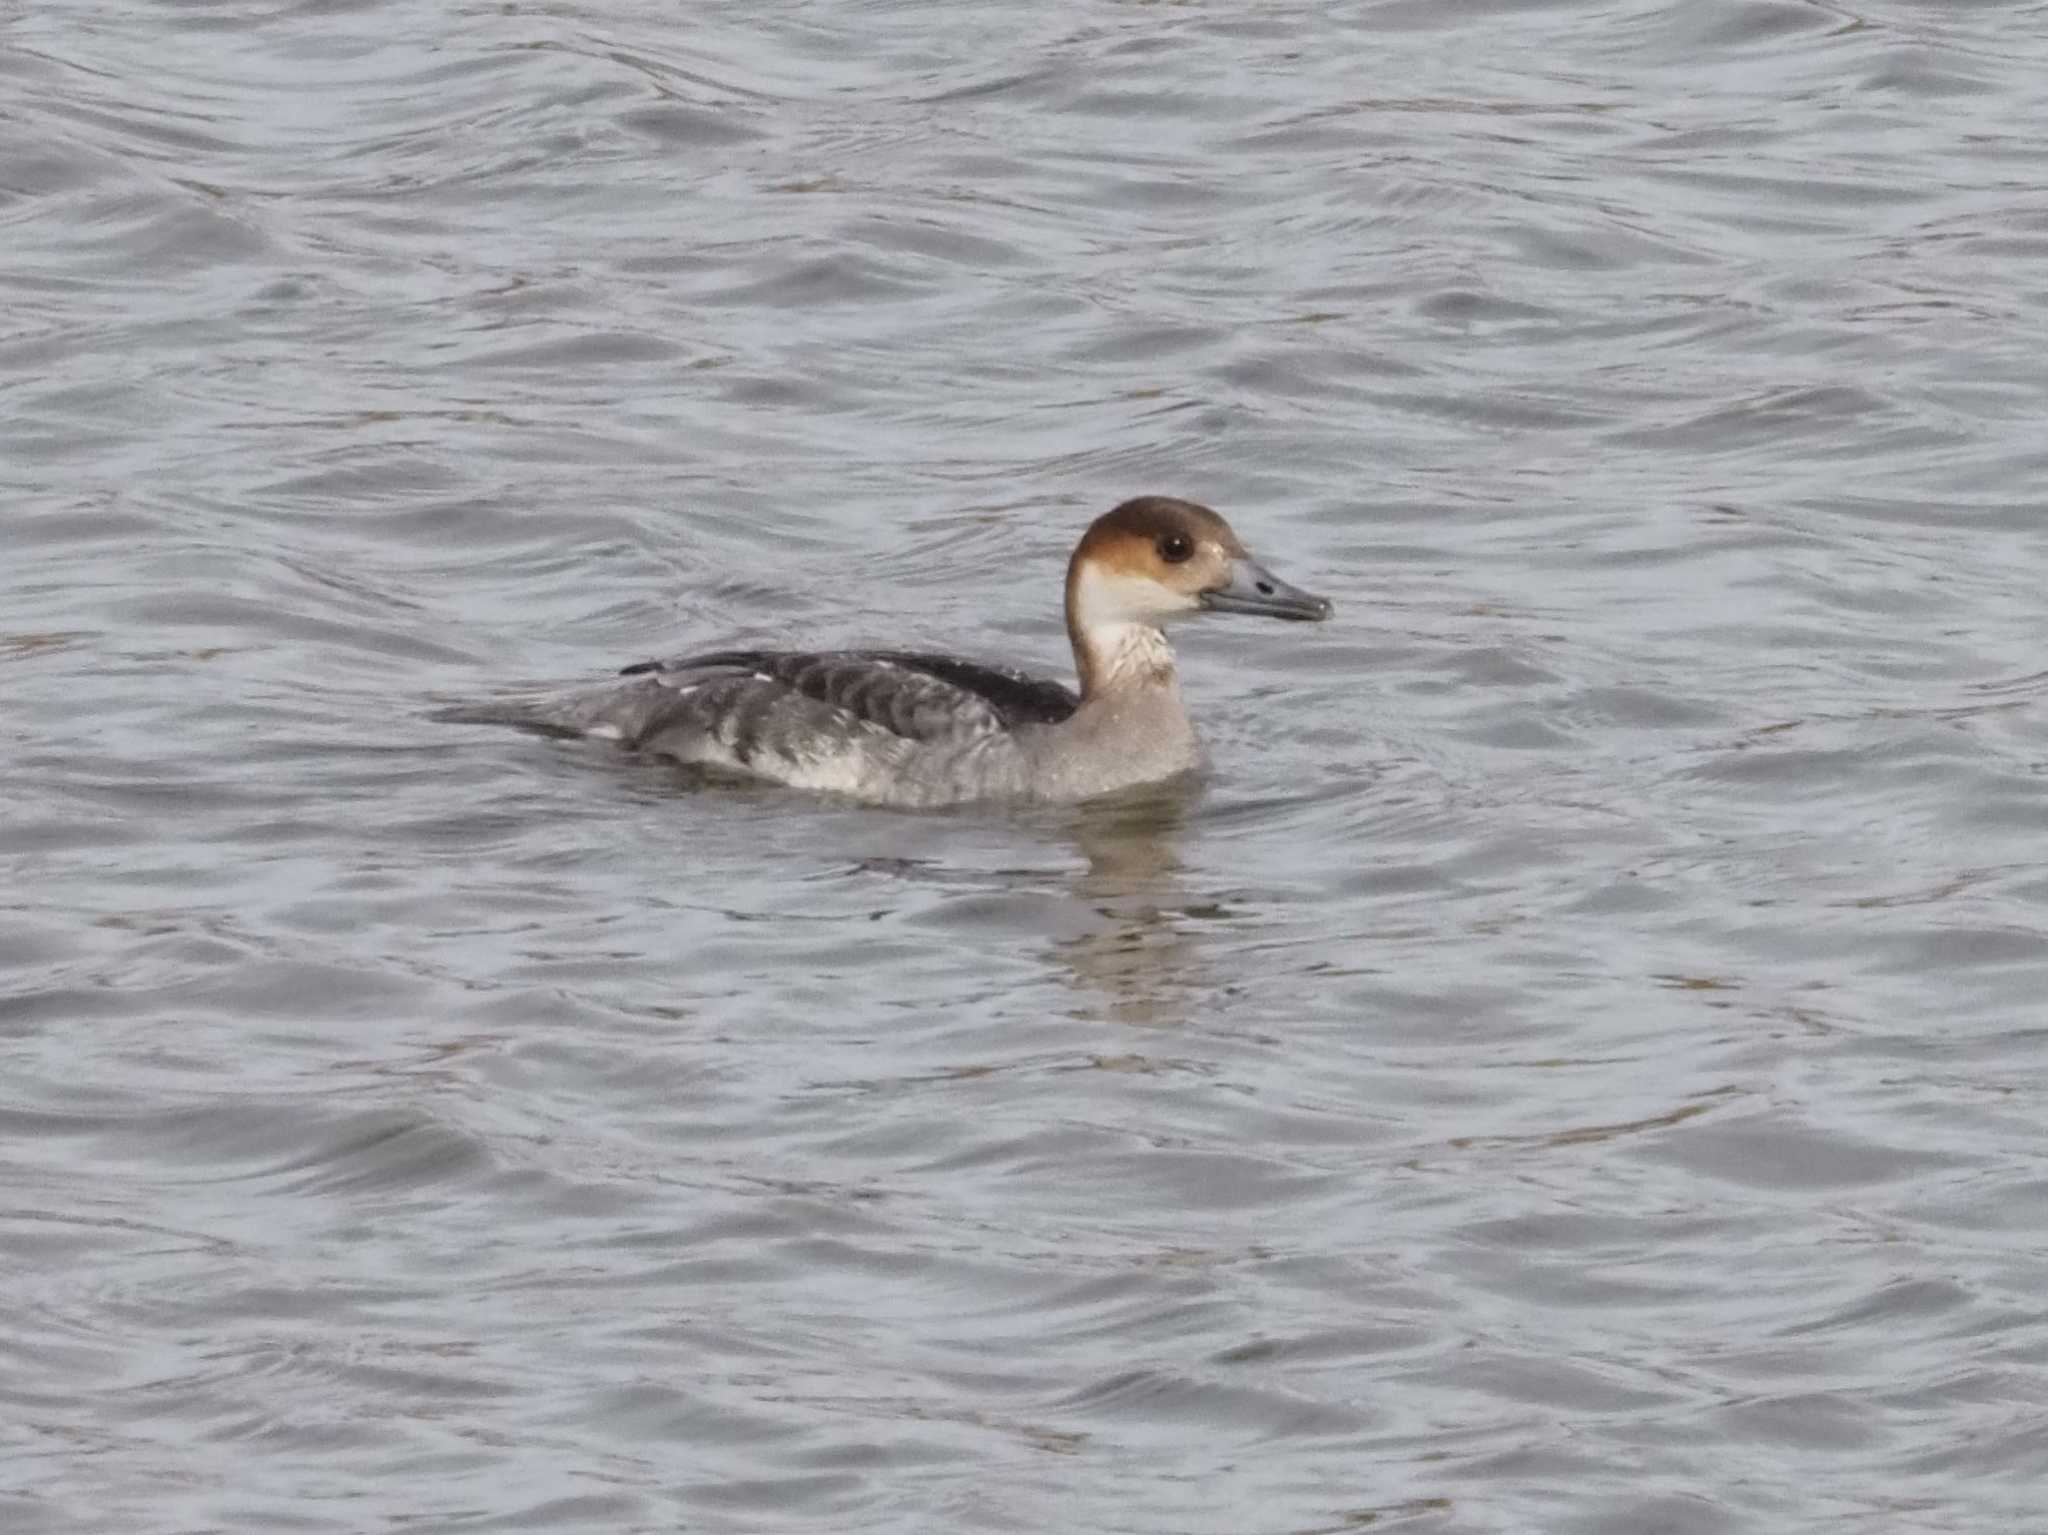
<box><xmin>442</xmin><ymin>496</ymin><xmax>1330</xmax><ymax>807</ymax></box>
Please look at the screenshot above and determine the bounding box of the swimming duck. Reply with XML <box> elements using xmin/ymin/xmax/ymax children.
<box><xmin>445</xmin><ymin>496</ymin><xmax>1330</xmax><ymax>807</ymax></box>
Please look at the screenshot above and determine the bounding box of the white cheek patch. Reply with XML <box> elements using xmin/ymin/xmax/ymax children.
<box><xmin>1071</xmin><ymin>564</ymin><xmax>1197</xmax><ymax>628</ymax></box>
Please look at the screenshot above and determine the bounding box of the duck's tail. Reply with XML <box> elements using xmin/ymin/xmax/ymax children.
<box><xmin>428</xmin><ymin>676</ymin><xmax>682</xmax><ymax>744</ymax></box>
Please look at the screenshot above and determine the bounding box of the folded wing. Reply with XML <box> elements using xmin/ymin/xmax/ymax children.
<box><xmin>619</xmin><ymin>649</ymin><xmax>1077</xmax><ymax>749</ymax></box>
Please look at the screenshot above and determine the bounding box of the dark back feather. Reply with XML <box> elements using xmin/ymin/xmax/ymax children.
<box><xmin>858</xmin><ymin>651</ymin><xmax>1078</xmax><ymax>727</ymax></box>
<box><xmin>619</xmin><ymin>648</ymin><xmax>1078</xmax><ymax>743</ymax></box>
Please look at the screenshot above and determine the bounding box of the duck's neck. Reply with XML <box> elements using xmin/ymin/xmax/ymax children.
<box><xmin>1070</xmin><ymin>618</ymin><xmax>1180</xmax><ymax>705</ymax></box>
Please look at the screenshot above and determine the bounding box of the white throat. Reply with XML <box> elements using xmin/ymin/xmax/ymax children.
<box><xmin>1086</xmin><ymin>621</ymin><xmax>1175</xmax><ymax>685</ymax></box>
<box><xmin>1069</xmin><ymin>563</ymin><xmax>1196</xmax><ymax>629</ymax></box>
<box><xmin>1067</xmin><ymin>561</ymin><xmax>1194</xmax><ymax>697</ymax></box>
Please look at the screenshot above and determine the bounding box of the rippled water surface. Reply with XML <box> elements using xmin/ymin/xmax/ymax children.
<box><xmin>7</xmin><ymin>1</ymin><xmax>2048</xmax><ymax>1529</ymax></box>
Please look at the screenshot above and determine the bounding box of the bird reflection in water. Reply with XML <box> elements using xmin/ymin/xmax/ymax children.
<box><xmin>1052</xmin><ymin>785</ymin><xmax>1224</xmax><ymax>1033</ymax></box>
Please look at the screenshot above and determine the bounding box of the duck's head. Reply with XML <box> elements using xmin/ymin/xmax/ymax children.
<box><xmin>1065</xmin><ymin>496</ymin><xmax>1332</xmax><ymax>636</ymax></box>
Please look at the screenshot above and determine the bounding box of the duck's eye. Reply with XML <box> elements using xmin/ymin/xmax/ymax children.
<box><xmin>1158</xmin><ymin>533</ymin><xmax>1194</xmax><ymax>564</ymax></box>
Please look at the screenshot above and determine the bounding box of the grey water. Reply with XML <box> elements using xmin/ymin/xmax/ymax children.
<box><xmin>5</xmin><ymin>1</ymin><xmax>2048</xmax><ymax>1530</ymax></box>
